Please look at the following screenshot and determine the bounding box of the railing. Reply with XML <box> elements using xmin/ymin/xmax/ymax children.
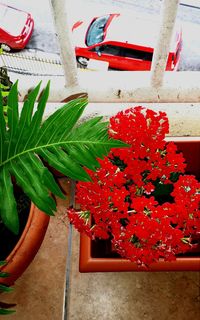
<box><xmin>0</xmin><ymin>52</ymin><xmax>63</xmax><ymax>76</ymax></box>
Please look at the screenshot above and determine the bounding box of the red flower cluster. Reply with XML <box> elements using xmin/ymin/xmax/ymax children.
<box><xmin>67</xmin><ymin>107</ymin><xmax>200</xmax><ymax>267</ymax></box>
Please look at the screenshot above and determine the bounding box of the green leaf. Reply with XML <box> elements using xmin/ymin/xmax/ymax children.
<box><xmin>170</xmin><ymin>171</ymin><xmax>181</xmax><ymax>182</ymax></box>
<box><xmin>0</xmin><ymin>90</ymin><xmax>7</xmax><ymax>163</ymax></box>
<box><xmin>29</xmin><ymin>81</ymin><xmax>50</xmax><ymax>133</ymax></box>
<box><xmin>63</xmin><ymin>145</ymin><xmax>101</xmax><ymax>171</ymax></box>
<box><xmin>37</xmin><ymin>97</ymin><xmax>87</xmax><ymax>145</ymax></box>
<box><xmin>0</xmin><ymin>272</ymin><xmax>9</xmax><ymax>278</ymax></box>
<box><xmin>20</xmin><ymin>82</ymin><xmax>41</xmax><ymax>127</ymax></box>
<box><xmin>0</xmin><ymin>284</ymin><xmax>13</xmax><ymax>293</ymax></box>
<box><xmin>0</xmin><ymin>81</ymin><xmax>128</xmax><ymax>233</ymax></box>
<box><xmin>38</xmin><ymin>147</ymin><xmax>92</xmax><ymax>182</ymax></box>
<box><xmin>7</xmin><ymin>81</ymin><xmax>19</xmax><ymax>158</ymax></box>
<box><xmin>20</xmin><ymin>82</ymin><xmax>50</xmax><ymax>154</ymax></box>
<box><xmin>0</xmin><ymin>166</ymin><xmax>19</xmax><ymax>234</ymax></box>
<box><xmin>0</xmin><ymin>309</ymin><xmax>16</xmax><ymax>315</ymax></box>
<box><xmin>10</xmin><ymin>159</ymin><xmax>56</xmax><ymax>216</ymax></box>
<box><xmin>0</xmin><ymin>300</ymin><xmax>16</xmax><ymax>315</ymax></box>
<box><xmin>14</xmin><ymin>82</ymin><xmax>41</xmax><ymax>156</ymax></box>
<box><xmin>153</xmin><ymin>182</ymin><xmax>173</xmax><ymax>196</ymax></box>
<box><xmin>28</xmin><ymin>153</ymin><xmax>65</xmax><ymax>199</ymax></box>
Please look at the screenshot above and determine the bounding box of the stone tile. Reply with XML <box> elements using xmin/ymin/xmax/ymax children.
<box><xmin>1</xmin><ymin>176</ymin><xmax>200</xmax><ymax>320</ymax></box>
<box><xmin>67</xmin><ymin>230</ymin><xmax>200</xmax><ymax>320</ymax></box>
<box><xmin>0</xmin><ymin>178</ymin><xmax>71</xmax><ymax>320</ymax></box>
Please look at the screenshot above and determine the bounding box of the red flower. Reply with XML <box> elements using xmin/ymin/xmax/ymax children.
<box><xmin>66</xmin><ymin>107</ymin><xmax>200</xmax><ymax>267</ymax></box>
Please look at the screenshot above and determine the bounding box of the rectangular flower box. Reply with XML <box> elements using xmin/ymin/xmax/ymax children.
<box><xmin>79</xmin><ymin>137</ymin><xmax>200</xmax><ymax>272</ymax></box>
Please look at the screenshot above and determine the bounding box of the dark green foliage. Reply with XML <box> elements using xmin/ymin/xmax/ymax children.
<box><xmin>0</xmin><ymin>81</ymin><xmax>127</xmax><ymax>234</ymax></box>
<box><xmin>0</xmin><ymin>67</ymin><xmax>12</xmax><ymax>110</ymax></box>
<box><xmin>0</xmin><ymin>261</ymin><xmax>15</xmax><ymax>315</ymax></box>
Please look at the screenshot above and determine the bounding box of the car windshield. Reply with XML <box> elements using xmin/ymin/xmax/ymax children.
<box><xmin>0</xmin><ymin>6</ymin><xmax>7</xmax><ymax>22</ymax></box>
<box><xmin>86</xmin><ymin>15</ymin><xmax>110</xmax><ymax>46</ymax></box>
<box><xmin>0</xmin><ymin>5</ymin><xmax>27</xmax><ymax>36</ymax></box>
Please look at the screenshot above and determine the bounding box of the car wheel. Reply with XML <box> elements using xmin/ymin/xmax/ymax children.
<box><xmin>1</xmin><ymin>44</ymin><xmax>11</xmax><ymax>52</ymax></box>
<box><xmin>77</xmin><ymin>56</ymin><xmax>89</xmax><ymax>68</ymax></box>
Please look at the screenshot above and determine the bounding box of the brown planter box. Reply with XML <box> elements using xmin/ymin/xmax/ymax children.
<box><xmin>79</xmin><ymin>137</ymin><xmax>200</xmax><ymax>272</ymax></box>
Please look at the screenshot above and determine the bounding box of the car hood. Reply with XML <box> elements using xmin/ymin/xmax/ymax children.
<box><xmin>0</xmin><ymin>4</ymin><xmax>29</xmax><ymax>36</ymax></box>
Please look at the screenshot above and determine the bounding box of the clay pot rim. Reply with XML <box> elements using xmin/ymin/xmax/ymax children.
<box><xmin>0</xmin><ymin>203</ymin><xmax>50</xmax><ymax>285</ymax></box>
<box><xmin>5</xmin><ymin>203</ymin><xmax>37</xmax><ymax>263</ymax></box>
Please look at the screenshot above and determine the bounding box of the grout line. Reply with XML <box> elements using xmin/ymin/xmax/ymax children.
<box><xmin>63</xmin><ymin>180</ymin><xmax>76</xmax><ymax>320</ymax></box>
<box><xmin>63</xmin><ymin>223</ymin><xmax>73</xmax><ymax>320</ymax></box>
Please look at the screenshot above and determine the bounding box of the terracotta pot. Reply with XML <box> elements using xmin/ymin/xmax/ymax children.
<box><xmin>79</xmin><ymin>137</ymin><xmax>200</xmax><ymax>272</ymax></box>
<box><xmin>0</xmin><ymin>203</ymin><xmax>50</xmax><ymax>285</ymax></box>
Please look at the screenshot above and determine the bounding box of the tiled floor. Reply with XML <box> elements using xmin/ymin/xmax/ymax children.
<box><xmin>0</xmin><ymin>178</ymin><xmax>71</xmax><ymax>320</ymax></box>
<box><xmin>67</xmin><ymin>230</ymin><xmax>200</xmax><ymax>320</ymax></box>
<box><xmin>1</xmin><ymin>178</ymin><xmax>200</xmax><ymax>320</ymax></box>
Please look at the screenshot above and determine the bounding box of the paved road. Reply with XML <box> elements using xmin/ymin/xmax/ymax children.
<box><xmin>2</xmin><ymin>0</ymin><xmax>58</xmax><ymax>53</ymax></box>
<box><xmin>2</xmin><ymin>0</ymin><xmax>200</xmax><ymax>70</ymax></box>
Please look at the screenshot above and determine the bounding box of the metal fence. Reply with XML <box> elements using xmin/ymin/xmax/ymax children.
<box><xmin>0</xmin><ymin>52</ymin><xmax>63</xmax><ymax>76</ymax></box>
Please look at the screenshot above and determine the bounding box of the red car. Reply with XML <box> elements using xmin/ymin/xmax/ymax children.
<box><xmin>0</xmin><ymin>3</ymin><xmax>34</xmax><ymax>51</ymax></box>
<box><xmin>72</xmin><ymin>13</ymin><xmax>182</xmax><ymax>71</ymax></box>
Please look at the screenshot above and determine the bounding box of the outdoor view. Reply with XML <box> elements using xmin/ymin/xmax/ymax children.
<box><xmin>0</xmin><ymin>0</ymin><xmax>200</xmax><ymax>76</ymax></box>
<box><xmin>0</xmin><ymin>1</ymin><xmax>199</xmax><ymax>319</ymax></box>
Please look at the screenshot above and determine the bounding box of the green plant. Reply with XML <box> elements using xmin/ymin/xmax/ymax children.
<box><xmin>0</xmin><ymin>67</ymin><xmax>12</xmax><ymax>92</ymax></box>
<box><xmin>0</xmin><ymin>262</ymin><xmax>15</xmax><ymax>315</ymax></box>
<box><xmin>0</xmin><ymin>67</ymin><xmax>12</xmax><ymax>116</ymax></box>
<box><xmin>0</xmin><ymin>81</ymin><xmax>127</xmax><ymax>234</ymax></box>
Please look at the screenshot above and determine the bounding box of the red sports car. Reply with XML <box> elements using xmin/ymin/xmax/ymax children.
<box><xmin>0</xmin><ymin>3</ymin><xmax>34</xmax><ymax>51</ymax></box>
<box><xmin>72</xmin><ymin>13</ymin><xmax>182</xmax><ymax>71</ymax></box>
